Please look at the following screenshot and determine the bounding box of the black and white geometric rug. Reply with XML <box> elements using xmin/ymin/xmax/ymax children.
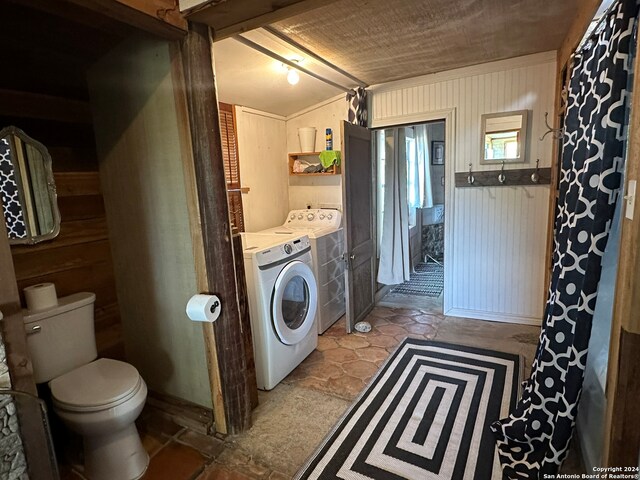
<box><xmin>391</xmin><ymin>263</ymin><xmax>444</xmax><ymax>298</ymax></box>
<box><xmin>295</xmin><ymin>338</ymin><xmax>521</xmax><ymax>480</ymax></box>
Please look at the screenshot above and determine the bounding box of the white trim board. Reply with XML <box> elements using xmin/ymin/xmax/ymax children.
<box><xmin>371</xmin><ymin>108</ymin><xmax>457</xmax><ymax>129</ymax></box>
<box><xmin>374</xmin><ymin>285</ymin><xmax>393</xmax><ymax>304</ymax></box>
<box><xmin>235</xmin><ymin>106</ymin><xmax>286</xmax><ymax>121</ymax></box>
<box><xmin>369</xmin><ymin>51</ymin><xmax>557</xmax><ymax>94</ymax></box>
<box><xmin>286</xmin><ymin>93</ymin><xmax>345</xmax><ymax>121</ymax></box>
<box><xmin>371</xmin><ymin>108</ymin><xmax>456</xmax><ymax>315</ymax></box>
<box><xmin>445</xmin><ymin>308</ymin><xmax>542</xmax><ymax>326</ymax></box>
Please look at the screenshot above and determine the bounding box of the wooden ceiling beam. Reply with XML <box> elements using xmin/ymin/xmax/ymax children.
<box><xmin>0</xmin><ymin>90</ymin><xmax>92</xmax><ymax>124</ymax></box>
<box><xmin>59</xmin><ymin>0</ymin><xmax>188</xmax><ymax>40</ymax></box>
<box><xmin>184</xmin><ymin>0</ymin><xmax>340</xmax><ymax>41</ymax></box>
<box><xmin>556</xmin><ymin>0</ymin><xmax>601</xmax><ymax>66</ymax></box>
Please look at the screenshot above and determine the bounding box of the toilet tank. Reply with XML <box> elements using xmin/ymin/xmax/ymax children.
<box><xmin>23</xmin><ymin>292</ymin><xmax>98</xmax><ymax>384</ymax></box>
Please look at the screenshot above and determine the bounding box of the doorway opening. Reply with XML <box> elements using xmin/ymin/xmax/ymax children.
<box><xmin>375</xmin><ymin>120</ymin><xmax>446</xmax><ymax>314</ymax></box>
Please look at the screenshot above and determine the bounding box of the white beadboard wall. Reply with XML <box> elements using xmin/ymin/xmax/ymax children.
<box><xmin>235</xmin><ymin>107</ymin><xmax>289</xmax><ymax>232</ymax></box>
<box><xmin>286</xmin><ymin>95</ymin><xmax>348</xmax><ymax>210</ymax></box>
<box><xmin>371</xmin><ymin>52</ymin><xmax>556</xmax><ymax>323</ymax></box>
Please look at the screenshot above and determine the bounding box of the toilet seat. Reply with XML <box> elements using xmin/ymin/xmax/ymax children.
<box><xmin>50</xmin><ymin>358</ymin><xmax>142</xmax><ymax>412</ymax></box>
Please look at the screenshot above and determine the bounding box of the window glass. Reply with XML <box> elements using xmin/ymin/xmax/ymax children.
<box><xmin>281</xmin><ymin>275</ymin><xmax>309</xmax><ymax>330</ymax></box>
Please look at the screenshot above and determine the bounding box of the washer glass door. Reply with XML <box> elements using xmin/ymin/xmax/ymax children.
<box><xmin>271</xmin><ymin>260</ymin><xmax>318</xmax><ymax>345</ymax></box>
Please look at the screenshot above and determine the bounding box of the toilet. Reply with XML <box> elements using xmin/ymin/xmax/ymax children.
<box><xmin>23</xmin><ymin>292</ymin><xmax>148</xmax><ymax>480</ymax></box>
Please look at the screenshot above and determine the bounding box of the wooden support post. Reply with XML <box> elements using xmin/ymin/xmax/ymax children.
<box><xmin>180</xmin><ymin>21</ymin><xmax>254</xmax><ymax>435</ymax></box>
<box><xmin>232</xmin><ymin>233</ymin><xmax>258</xmax><ymax>410</ymax></box>
<box><xmin>0</xmin><ymin>209</ymin><xmax>56</xmax><ymax>479</ymax></box>
<box><xmin>603</xmin><ymin>25</ymin><xmax>640</xmax><ymax>466</ymax></box>
<box><xmin>606</xmin><ymin>328</ymin><xmax>640</xmax><ymax>466</ymax></box>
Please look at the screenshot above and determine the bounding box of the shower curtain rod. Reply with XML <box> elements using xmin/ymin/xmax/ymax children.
<box><xmin>233</xmin><ymin>35</ymin><xmax>356</xmax><ymax>94</ymax></box>
<box><xmin>261</xmin><ymin>26</ymin><xmax>368</xmax><ymax>88</ymax></box>
<box><xmin>576</xmin><ymin>0</ymin><xmax>619</xmax><ymax>53</ymax></box>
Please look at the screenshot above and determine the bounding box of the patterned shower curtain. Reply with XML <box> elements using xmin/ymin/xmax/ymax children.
<box><xmin>491</xmin><ymin>0</ymin><xmax>638</xmax><ymax>477</ymax></box>
<box><xmin>347</xmin><ymin>87</ymin><xmax>368</xmax><ymax>127</ymax></box>
<box><xmin>0</xmin><ymin>137</ymin><xmax>27</xmax><ymax>239</ymax></box>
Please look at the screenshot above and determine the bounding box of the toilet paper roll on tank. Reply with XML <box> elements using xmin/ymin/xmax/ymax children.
<box><xmin>24</xmin><ymin>282</ymin><xmax>58</xmax><ymax>311</ymax></box>
<box><xmin>186</xmin><ymin>294</ymin><xmax>221</xmax><ymax>323</ymax></box>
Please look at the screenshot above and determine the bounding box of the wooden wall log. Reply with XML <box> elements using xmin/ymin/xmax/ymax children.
<box><xmin>0</xmin><ymin>203</ymin><xmax>56</xmax><ymax>479</ymax></box>
<box><xmin>9</xmin><ymin>174</ymin><xmax>122</xmax><ymax>359</ymax></box>
<box><xmin>180</xmin><ymin>22</ymin><xmax>254</xmax><ymax>435</ymax></box>
<box><xmin>232</xmin><ymin>232</ymin><xmax>258</xmax><ymax>409</ymax></box>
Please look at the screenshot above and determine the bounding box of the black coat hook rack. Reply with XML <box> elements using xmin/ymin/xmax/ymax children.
<box><xmin>456</xmin><ymin>162</ymin><xmax>551</xmax><ymax>188</ymax></box>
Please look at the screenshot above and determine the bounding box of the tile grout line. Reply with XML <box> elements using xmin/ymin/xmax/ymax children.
<box><xmin>147</xmin><ymin>425</ymin><xmax>188</xmax><ymax>461</ymax></box>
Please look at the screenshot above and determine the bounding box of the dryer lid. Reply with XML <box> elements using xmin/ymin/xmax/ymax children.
<box><xmin>50</xmin><ymin>358</ymin><xmax>141</xmax><ymax>409</ymax></box>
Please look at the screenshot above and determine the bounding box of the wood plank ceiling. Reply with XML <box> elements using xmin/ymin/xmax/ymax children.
<box><xmin>271</xmin><ymin>0</ymin><xmax>583</xmax><ymax>85</ymax></box>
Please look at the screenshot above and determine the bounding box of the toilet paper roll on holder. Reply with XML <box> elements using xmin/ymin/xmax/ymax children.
<box><xmin>186</xmin><ymin>294</ymin><xmax>222</xmax><ymax>323</ymax></box>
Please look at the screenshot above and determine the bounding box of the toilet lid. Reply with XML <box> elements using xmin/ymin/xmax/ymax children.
<box><xmin>50</xmin><ymin>358</ymin><xmax>141</xmax><ymax>410</ymax></box>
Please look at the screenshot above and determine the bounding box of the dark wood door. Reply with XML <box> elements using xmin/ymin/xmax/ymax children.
<box><xmin>341</xmin><ymin>121</ymin><xmax>375</xmax><ymax>333</ymax></box>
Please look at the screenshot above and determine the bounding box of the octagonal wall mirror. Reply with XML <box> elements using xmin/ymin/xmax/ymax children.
<box><xmin>480</xmin><ymin>110</ymin><xmax>530</xmax><ymax>164</ymax></box>
<box><xmin>0</xmin><ymin>126</ymin><xmax>60</xmax><ymax>244</ymax></box>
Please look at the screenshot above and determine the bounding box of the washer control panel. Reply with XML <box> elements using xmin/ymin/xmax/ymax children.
<box><xmin>285</xmin><ymin>209</ymin><xmax>342</xmax><ymax>229</ymax></box>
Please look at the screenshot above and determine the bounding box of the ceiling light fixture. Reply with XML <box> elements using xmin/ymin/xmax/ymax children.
<box><xmin>284</xmin><ymin>58</ymin><xmax>302</xmax><ymax>85</ymax></box>
<box><xmin>287</xmin><ymin>68</ymin><xmax>300</xmax><ymax>85</ymax></box>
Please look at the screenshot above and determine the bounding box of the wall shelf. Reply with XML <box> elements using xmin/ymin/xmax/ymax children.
<box><xmin>288</xmin><ymin>152</ymin><xmax>341</xmax><ymax>176</ymax></box>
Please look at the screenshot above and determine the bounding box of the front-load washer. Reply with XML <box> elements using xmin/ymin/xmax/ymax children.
<box><xmin>241</xmin><ymin>232</ymin><xmax>318</xmax><ymax>390</ymax></box>
<box><xmin>258</xmin><ymin>209</ymin><xmax>345</xmax><ymax>334</ymax></box>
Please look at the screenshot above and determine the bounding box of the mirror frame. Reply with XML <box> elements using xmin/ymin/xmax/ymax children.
<box><xmin>479</xmin><ymin>109</ymin><xmax>530</xmax><ymax>165</ymax></box>
<box><xmin>0</xmin><ymin>126</ymin><xmax>61</xmax><ymax>245</ymax></box>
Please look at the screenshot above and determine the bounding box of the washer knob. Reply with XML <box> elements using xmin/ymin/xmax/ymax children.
<box><xmin>284</xmin><ymin>244</ymin><xmax>293</xmax><ymax>254</ymax></box>
<box><xmin>297</xmin><ymin>214</ymin><xmax>304</xmax><ymax>220</ymax></box>
<box><xmin>319</xmin><ymin>213</ymin><xmax>326</xmax><ymax>220</ymax></box>
<box><xmin>307</xmin><ymin>213</ymin><xmax>315</xmax><ymax>221</ymax></box>
<box><xmin>327</xmin><ymin>213</ymin><xmax>333</xmax><ymax>220</ymax></box>
<box><xmin>290</xmin><ymin>214</ymin><xmax>296</xmax><ymax>220</ymax></box>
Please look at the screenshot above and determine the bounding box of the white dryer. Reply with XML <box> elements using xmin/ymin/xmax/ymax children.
<box><xmin>241</xmin><ymin>232</ymin><xmax>318</xmax><ymax>390</ymax></box>
<box><xmin>258</xmin><ymin>209</ymin><xmax>345</xmax><ymax>334</ymax></box>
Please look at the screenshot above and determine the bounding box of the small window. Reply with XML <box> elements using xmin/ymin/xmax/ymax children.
<box><xmin>219</xmin><ymin>103</ymin><xmax>245</xmax><ymax>233</ymax></box>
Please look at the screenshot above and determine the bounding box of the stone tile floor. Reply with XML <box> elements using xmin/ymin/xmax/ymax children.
<box><xmin>60</xmin><ymin>306</ymin><xmax>584</xmax><ymax>479</ymax></box>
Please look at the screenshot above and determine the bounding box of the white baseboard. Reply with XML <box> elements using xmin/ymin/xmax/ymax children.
<box><xmin>445</xmin><ymin>308</ymin><xmax>542</xmax><ymax>326</ymax></box>
<box><xmin>375</xmin><ymin>285</ymin><xmax>393</xmax><ymax>303</ymax></box>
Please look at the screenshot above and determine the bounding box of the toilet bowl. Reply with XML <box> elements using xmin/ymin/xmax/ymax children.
<box><xmin>22</xmin><ymin>292</ymin><xmax>149</xmax><ymax>480</ymax></box>
<box><xmin>50</xmin><ymin>359</ymin><xmax>149</xmax><ymax>480</ymax></box>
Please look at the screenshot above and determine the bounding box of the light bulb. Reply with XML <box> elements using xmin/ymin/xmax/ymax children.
<box><xmin>287</xmin><ymin>68</ymin><xmax>300</xmax><ymax>85</ymax></box>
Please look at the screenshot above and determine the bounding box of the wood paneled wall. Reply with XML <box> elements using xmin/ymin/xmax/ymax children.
<box><xmin>286</xmin><ymin>96</ymin><xmax>346</xmax><ymax>211</ymax></box>
<box><xmin>235</xmin><ymin>106</ymin><xmax>289</xmax><ymax>232</ymax></box>
<box><xmin>88</xmin><ymin>34</ymin><xmax>212</xmax><ymax>409</ymax></box>
<box><xmin>4</xmin><ymin>90</ymin><xmax>123</xmax><ymax>359</ymax></box>
<box><xmin>370</xmin><ymin>52</ymin><xmax>556</xmax><ymax>323</ymax></box>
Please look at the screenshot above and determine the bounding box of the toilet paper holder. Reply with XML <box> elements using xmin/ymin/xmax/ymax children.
<box><xmin>186</xmin><ymin>294</ymin><xmax>222</xmax><ymax>323</ymax></box>
<box><xmin>209</xmin><ymin>299</ymin><xmax>220</xmax><ymax>314</ymax></box>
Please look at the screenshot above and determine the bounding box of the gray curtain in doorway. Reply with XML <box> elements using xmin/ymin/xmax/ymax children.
<box><xmin>413</xmin><ymin>124</ymin><xmax>434</xmax><ymax>209</ymax></box>
<box><xmin>377</xmin><ymin>128</ymin><xmax>411</xmax><ymax>285</ymax></box>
